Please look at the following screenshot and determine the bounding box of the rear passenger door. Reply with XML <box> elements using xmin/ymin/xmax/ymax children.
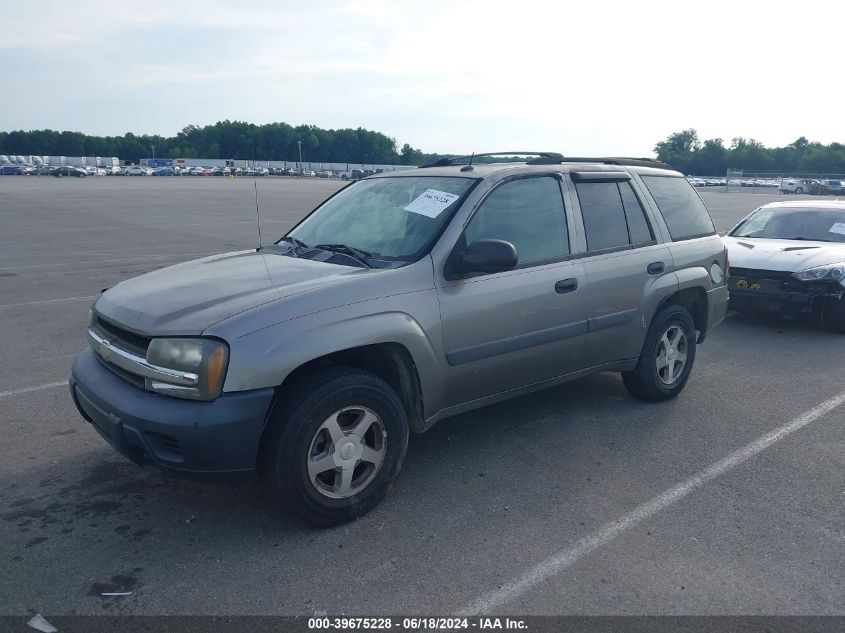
<box><xmin>568</xmin><ymin>172</ymin><xmax>674</xmax><ymax>365</ymax></box>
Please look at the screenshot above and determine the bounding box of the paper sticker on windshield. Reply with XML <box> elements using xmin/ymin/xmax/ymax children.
<box><xmin>404</xmin><ymin>189</ymin><xmax>460</xmax><ymax>218</ymax></box>
<box><xmin>829</xmin><ymin>222</ymin><xmax>845</xmax><ymax>236</ymax></box>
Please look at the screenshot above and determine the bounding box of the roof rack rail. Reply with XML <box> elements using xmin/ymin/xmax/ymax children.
<box><xmin>420</xmin><ymin>152</ymin><xmax>563</xmax><ymax>168</ymax></box>
<box><xmin>420</xmin><ymin>153</ymin><xmax>675</xmax><ymax>171</ymax></box>
<box><xmin>526</xmin><ymin>156</ymin><xmax>675</xmax><ymax>170</ymax></box>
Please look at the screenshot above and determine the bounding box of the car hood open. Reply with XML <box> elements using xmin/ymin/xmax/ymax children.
<box><xmin>94</xmin><ymin>249</ymin><xmax>367</xmax><ymax>336</ymax></box>
<box><xmin>724</xmin><ymin>237</ymin><xmax>845</xmax><ymax>272</ymax></box>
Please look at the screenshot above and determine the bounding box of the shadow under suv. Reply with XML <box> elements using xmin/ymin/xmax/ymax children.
<box><xmin>70</xmin><ymin>152</ymin><xmax>729</xmax><ymax>525</ymax></box>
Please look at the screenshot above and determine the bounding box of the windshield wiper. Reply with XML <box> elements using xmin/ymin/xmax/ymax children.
<box><xmin>263</xmin><ymin>236</ymin><xmax>313</xmax><ymax>257</ymax></box>
<box><xmin>314</xmin><ymin>243</ymin><xmax>374</xmax><ymax>267</ymax></box>
<box><xmin>279</xmin><ymin>236</ymin><xmax>311</xmax><ymax>249</ymax></box>
<box><xmin>784</xmin><ymin>237</ymin><xmax>833</xmax><ymax>242</ymax></box>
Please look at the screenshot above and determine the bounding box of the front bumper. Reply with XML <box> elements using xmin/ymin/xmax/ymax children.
<box><xmin>70</xmin><ymin>348</ymin><xmax>275</xmax><ymax>477</ymax></box>
<box><xmin>728</xmin><ymin>274</ymin><xmax>843</xmax><ymax>315</ymax></box>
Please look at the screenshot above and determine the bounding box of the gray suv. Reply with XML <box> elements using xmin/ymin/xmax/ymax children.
<box><xmin>70</xmin><ymin>153</ymin><xmax>728</xmax><ymax>525</ymax></box>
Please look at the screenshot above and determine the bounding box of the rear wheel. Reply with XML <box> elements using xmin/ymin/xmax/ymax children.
<box><xmin>623</xmin><ymin>305</ymin><xmax>697</xmax><ymax>402</ymax></box>
<box><xmin>259</xmin><ymin>367</ymin><xmax>409</xmax><ymax>526</ymax></box>
<box><xmin>821</xmin><ymin>296</ymin><xmax>845</xmax><ymax>333</ymax></box>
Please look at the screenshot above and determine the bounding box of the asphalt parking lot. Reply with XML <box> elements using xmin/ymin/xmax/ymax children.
<box><xmin>1</xmin><ymin>178</ymin><xmax>843</xmax><ymax>617</ymax></box>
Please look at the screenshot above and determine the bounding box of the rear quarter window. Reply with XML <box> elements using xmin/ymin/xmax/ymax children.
<box><xmin>641</xmin><ymin>175</ymin><xmax>716</xmax><ymax>241</ymax></box>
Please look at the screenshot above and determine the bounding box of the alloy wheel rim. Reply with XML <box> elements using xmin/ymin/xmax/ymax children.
<box><xmin>655</xmin><ymin>325</ymin><xmax>688</xmax><ymax>386</ymax></box>
<box><xmin>306</xmin><ymin>406</ymin><xmax>387</xmax><ymax>499</ymax></box>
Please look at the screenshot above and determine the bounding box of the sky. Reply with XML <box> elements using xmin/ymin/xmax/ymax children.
<box><xmin>1</xmin><ymin>0</ymin><xmax>843</xmax><ymax>157</ymax></box>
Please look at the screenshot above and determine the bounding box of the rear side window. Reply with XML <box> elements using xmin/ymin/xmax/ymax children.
<box><xmin>575</xmin><ymin>181</ymin><xmax>655</xmax><ymax>251</ymax></box>
<box><xmin>641</xmin><ymin>175</ymin><xmax>715</xmax><ymax>241</ymax></box>
<box><xmin>575</xmin><ymin>182</ymin><xmax>629</xmax><ymax>250</ymax></box>
<box><xmin>619</xmin><ymin>182</ymin><xmax>654</xmax><ymax>244</ymax></box>
<box><xmin>465</xmin><ymin>176</ymin><xmax>569</xmax><ymax>266</ymax></box>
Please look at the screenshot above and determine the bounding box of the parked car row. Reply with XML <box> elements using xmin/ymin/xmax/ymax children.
<box><xmin>124</xmin><ymin>166</ymin><xmax>331</xmax><ymax>177</ymax></box>
<box><xmin>779</xmin><ymin>178</ymin><xmax>844</xmax><ymax>195</ymax></box>
<box><xmin>687</xmin><ymin>177</ymin><xmax>727</xmax><ymax>187</ymax></box>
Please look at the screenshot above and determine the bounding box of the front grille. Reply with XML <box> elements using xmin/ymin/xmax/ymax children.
<box><xmin>94</xmin><ymin>354</ymin><xmax>145</xmax><ymax>388</ymax></box>
<box><xmin>93</xmin><ymin>316</ymin><xmax>151</xmax><ymax>357</ymax></box>
<box><xmin>90</xmin><ymin>315</ymin><xmax>151</xmax><ymax>388</ymax></box>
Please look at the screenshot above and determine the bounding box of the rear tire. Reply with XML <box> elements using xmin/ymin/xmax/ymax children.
<box><xmin>623</xmin><ymin>305</ymin><xmax>697</xmax><ymax>402</ymax></box>
<box><xmin>259</xmin><ymin>367</ymin><xmax>409</xmax><ymax>527</ymax></box>
<box><xmin>821</xmin><ymin>296</ymin><xmax>845</xmax><ymax>333</ymax></box>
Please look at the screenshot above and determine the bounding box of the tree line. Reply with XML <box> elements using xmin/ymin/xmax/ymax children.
<box><xmin>655</xmin><ymin>129</ymin><xmax>845</xmax><ymax>175</ymax></box>
<box><xmin>7</xmin><ymin>121</ymin><xmax>843</xmax><ymax>174</ymax></box>
<box><xmin>0</xmin><ymin>121</ymin><xmax>436</xmax><ymax>166</ymax></box>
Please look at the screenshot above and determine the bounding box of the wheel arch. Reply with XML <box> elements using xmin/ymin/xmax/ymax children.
<box><xmin>655</xmin><ymin>285</ymin><xmax>708</xmax><ymax>339</ymax></box>
<box><xmin>276</xmin><ymin>342</ymin><xmax>426</xmax><ymax>433</ymax></box>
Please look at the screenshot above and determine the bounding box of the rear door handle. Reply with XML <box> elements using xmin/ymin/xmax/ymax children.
<box><xmin>555</xmin><ymin>278</ymin><xmax>578</xmax><ymax>294</ymax></box>
<box><xmin>647</xmin><ymin>262</ymin><xmax>665</xmax><ymax>275</ymax></box>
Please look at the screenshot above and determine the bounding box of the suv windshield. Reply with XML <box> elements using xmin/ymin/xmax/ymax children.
<box><xmin>730</xmin><ymin>207</ymin><xmax>845</xmax><ymax>243</ymax></box>
<box><xmin>286</xmin><ymin>176</ymin><xmax>476</xmax><ymax>261</ymax></box>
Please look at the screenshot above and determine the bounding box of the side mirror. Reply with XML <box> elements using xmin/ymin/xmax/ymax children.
<box><xmin>453</xmin><ymin>239</ymin><xmax>518</xmax><ymax>274</ymax></box>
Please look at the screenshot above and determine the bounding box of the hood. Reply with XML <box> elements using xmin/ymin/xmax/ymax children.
<box><xmin>724</xmin><ymin>236</ymin><xmax>845</xmax><ymax>272</ymax></box>
<box><xmin>95</xmin><ymin>250</ymin><xmax>367</xmax><ymax>335</ymax></box>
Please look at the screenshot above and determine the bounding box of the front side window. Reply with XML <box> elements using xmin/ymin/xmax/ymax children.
<box><xmin>641</xmin><ymin>175</ymin><xmax>715</xmax><ymax>241</ymax></box>
<box><xmin>464</xmin><ymin>176</ymin><xmax>569</xmax><ymax>266</ymax></box>
<box><xmin>287</xmin><ymin>176</ymin><xmax>476</xmax><ymax>261</ymax></box>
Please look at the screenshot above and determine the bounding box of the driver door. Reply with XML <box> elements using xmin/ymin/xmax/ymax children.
<box><xmin>435</xmin><ymin>174</ymin><xmax>588</xmax><ymax>407</ymax></box>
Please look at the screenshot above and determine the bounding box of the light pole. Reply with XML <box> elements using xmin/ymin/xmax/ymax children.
<box><xmin>297</xmin><ymin>141</ymin><xmax>303</xmax><ymax>174</ymax></box>
<box><xmin>151</xmin><ymin>145</ymin><xmax>155</xmax><ymax>161</ymax></box>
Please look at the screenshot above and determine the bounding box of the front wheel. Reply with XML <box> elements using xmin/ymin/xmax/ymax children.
<box><xmin>259</xmin><ymin>367</ymin><xmax>409</xmax><ymax>526</ymax></box>
<box><xmin>795</xmin><ymin>187</ymin><xmax>803</xmax><ymax>195</ymax></box>
<box><xmin>623</xmin><ymin>305</ymin><xmax>697</xmax><ymax>401</ymax></box>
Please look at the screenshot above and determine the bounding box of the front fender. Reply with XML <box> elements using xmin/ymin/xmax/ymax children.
<box><xmin>223</xmin><ymin>308</ymin><xmax>446</xmax><ymax>418</ymax></box>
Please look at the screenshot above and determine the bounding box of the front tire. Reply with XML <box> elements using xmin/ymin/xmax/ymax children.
<box><xmin>623</xmin><ymin>305</ymin><xmax>697</xmax><ymax>402</ymax></box>
<box><xmin>259</xmin><ymin>367</ymin><xmax>409</xmax><ymax>526</ymax></box>
<box><xmin>821</xmin><ymin>296</ymin><xmax>845</xmax><ymax>333</ymax></box>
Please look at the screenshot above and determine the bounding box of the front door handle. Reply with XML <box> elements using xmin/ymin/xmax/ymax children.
<box><xmin>647</xmin><ymin>261</ymin><xmax>665</xmax><ymax>275</ymax></box>
<box><xmin>555</xmin><ymin>278</ymin><xmax>578</xmax><ymax>294</ymax></box>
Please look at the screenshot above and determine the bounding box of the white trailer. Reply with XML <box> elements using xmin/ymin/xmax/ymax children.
<box><xmin>98</xmin><ymin>157</ymin><xmax>119</xmax><ymax>168</ymax></box>
<box><xmin>65</xmin><ymin>156</ymin><xmax>87</xmax><ymax>167</ymax></box>
<box><xmin>47</xmin><ymin>156</ymin><xmax>66</xmax><ymax>166</ymax></box>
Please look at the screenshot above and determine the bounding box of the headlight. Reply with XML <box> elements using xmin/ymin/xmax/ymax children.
<box><xmin>791</xmin><ymin>262</ymin><xmax>845</xmax><ymax>286</ymax></box>
<box><xmin>145</xmin><ymin>338</ymin><xmax>229</xmax><ymax>401</ymax></box>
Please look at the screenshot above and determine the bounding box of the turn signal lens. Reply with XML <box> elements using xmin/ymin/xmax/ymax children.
<box><xmin>206</xmin><ymin>345</ymin><xmax>227</xmax><ymax>396</ymax></box>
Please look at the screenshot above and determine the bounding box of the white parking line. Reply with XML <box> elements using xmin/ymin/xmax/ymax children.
<box><xmin>0</xmin><ymin>381</ymin><xmax>67</xmax><ymax>398</ymax></box>
<box><xmin>0</xmin><ymin>251</ymin><xmax>219</xmax><ymax>272</ymax></box>
<box><xmin>0</xmin><ymin>295</ymin><xmax>97</xmax><ymax>309</ymax></box>
<box><xmin>459</xmin><ymin>389</ymin><xmax>845</xmax><ymax>614</ymax></box>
